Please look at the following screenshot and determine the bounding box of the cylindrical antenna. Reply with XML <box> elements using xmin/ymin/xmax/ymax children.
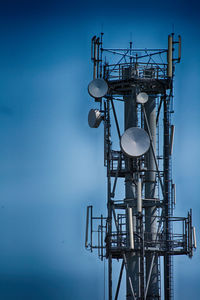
<box><xmin>91</xmin><ymin>36</ymin><xmax>96</xmax><ymax>60</ymax></box>
<box><xmin>96</xmin><ymin>37</ymin><xmax>100</xmax><ymax>77</ymax></box>
<box><xmin>167</xmin><ymin>35</ymin><xmax>173</xmax><ymax>77</ymax></box>
<box><xmin>100</xmin><ymin>32</ymin><xmax>104</xmax><ymax>77</ymax></box>
<box><xmin>137</xmin><ymin>178</ymin><xmax>142</xmax><ymax>213</ymax></box>
<box><xmin>85</xmin><ymin>206</ymin><xmax>90</xmax><ymax>248</ymax></box>
<box><xmin>170</xmin><ymin>125</ymin><xmax>175</xmax><ymax>155</ymax></box>
<box><xmin>178</xmin><ymin>35</ymin><xmax>181</xmax><ymax>62</ymax></box>
<box><xmin>92</xmin><ymin>37</ymin><xmax>97</xmax><ymax>79</ymax></box>
<box><xmin>128</xmin><ymin>207</ymin><xmax>134</xmax><ymax>249</ymax></box>
<box><xmin>193</xmin><ymin>227</ymin><xmax>197</xmax><ymax>249</ymax></box>
<box><xmin>130</xmin><ymin>40</ymin><xmax>133</xmax><ymax>65</ymax></box>
<box><xmin>172</xmin><ymin>183</ymin><xmax>176</xmax><ymax>206</ymax></box>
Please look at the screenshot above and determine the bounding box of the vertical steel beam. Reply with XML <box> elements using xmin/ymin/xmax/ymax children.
<box><xmin>114</xmin><ymin>261</ymin><xmax>125</xmax><ymax>300</ymax></box>
<box><xmin>139</xmin><ymin>212</ymin><xmax>145</xmax><ymax>300</ymax></box>
<box><xmin>106</xmin><ymin>99</ymin><xmax>113</xmax><ymax>300</ymax></box>
<box><xmin>163</xmin><ymin>96</ymin><xmax>171</xmax><ymax>300</ymax></box>
<box><xmin>123</xmin><ymin>254</ymin><xmax>137</xmax><ymax>300</ymax></box>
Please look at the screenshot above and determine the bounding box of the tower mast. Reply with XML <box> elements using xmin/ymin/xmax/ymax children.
<box><xmin>85</xmin><ymin>34</ymin><xmax>195</xmax><ymax>300</ymax></box>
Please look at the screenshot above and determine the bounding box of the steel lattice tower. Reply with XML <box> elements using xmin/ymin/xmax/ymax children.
<box><xmin>85</xmin><ymin>33</ymin><xmax>196</xmax><ymax>300</ymax></box>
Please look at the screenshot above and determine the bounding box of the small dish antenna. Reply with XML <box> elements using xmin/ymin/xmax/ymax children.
<box><xmin>88</xmin><ymin>78</ymin><xmax>108</xmax><ymax>99</ymax></box>
<box><xmin>136</xmin><ymin>92</ymin><xmax>148</xmax><ymax>104</ymax></box>
<box><xmin>120</xmin><ymin>127</ymin><xmax>150</xmax><ymax>157</ymax></box>
<box><xmin>88</xmin><ymin>109</ymin><xmax>102</xmax><ymax>128</ymax></box>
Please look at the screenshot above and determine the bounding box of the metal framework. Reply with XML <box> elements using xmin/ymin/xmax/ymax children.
<box><xmin>85</xmin><ymin>33</ymin><xmax>196</xmax><ymax>300</ymax></box>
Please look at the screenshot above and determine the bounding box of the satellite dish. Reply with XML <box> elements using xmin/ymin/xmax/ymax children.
<box><xmin>88</xmin><ymin>78</ymin><xmax>108</xmax><ymax>98</ymax></box>
<box><xmin>136</xmin><ymin>92</ymin><xmax>148</xmax><ymax>104</ymax></box>
<box><xmin>120</xmin><ymin>127</ymin><xmax>150</xmax><ymax>157</ymax></box>
<box><xmin>88</xmin><ymin>109</ymin><xmax>102</xmax><ymax>128</ymax></box>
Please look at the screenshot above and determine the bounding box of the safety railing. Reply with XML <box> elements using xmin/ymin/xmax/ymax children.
<box><xmin>85</xmin><ymin>207</ymin><xmax>195</xmax><ymax>259</ymax></box>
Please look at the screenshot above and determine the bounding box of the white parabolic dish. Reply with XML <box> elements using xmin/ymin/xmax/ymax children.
<box><xmin>88</xmin><ymin>78</ymin><xmax>108</xmax><ymax>98</ymax></box>
<box><xmin>136</xmin><ymin>92</ymin><xmax>148</xmax><ymax>104</ymax></box>
<box><xmin>121</xmin><ymin>127</ymin><xmax>150</xmax><ymax>157</ymax></box>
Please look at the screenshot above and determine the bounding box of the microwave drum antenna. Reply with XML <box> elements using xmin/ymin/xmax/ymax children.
<box><xmin>88</xmin><ymin>109</ymin><xmax>102</xmax><ymax>128</ymax></box>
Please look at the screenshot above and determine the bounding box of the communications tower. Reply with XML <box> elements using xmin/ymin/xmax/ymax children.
<box><xmin>85</xmin><ymin>33</ymin><xmax>196</xmax><ymax>300</ymax></box>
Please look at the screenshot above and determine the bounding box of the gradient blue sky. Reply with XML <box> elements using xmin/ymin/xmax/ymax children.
<box><xmin>0</xmin><ymin>0</ymin><xmax>200</xmax><ymax>299</ymax></box>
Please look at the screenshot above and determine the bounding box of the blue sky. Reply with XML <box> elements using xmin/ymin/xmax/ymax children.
<box><xmin>0</xmin><ymin>0</ymin><xmax>200</xmax><ymax>299</ymax></box>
